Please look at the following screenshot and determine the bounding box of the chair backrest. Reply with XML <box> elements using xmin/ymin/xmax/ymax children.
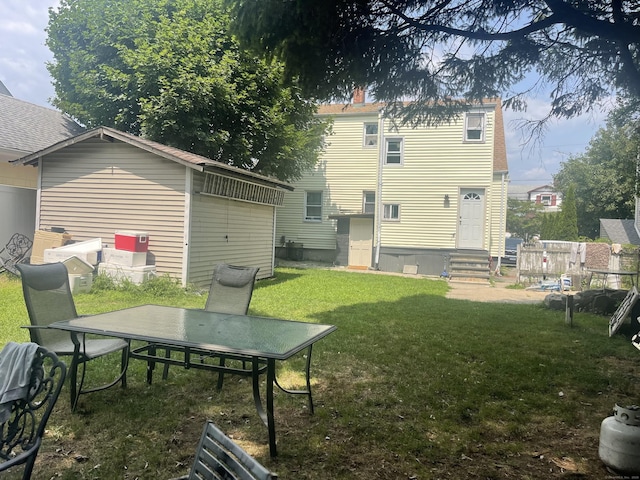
<box><xmin>16</xmin><ymin>263</ymin><xmax>79</xmax><ymax>347</ymax></box>
<box><xmin>188</xmin><ymin>421</ymin><xmax>277</xmax><ymax>480</ymax></box>
<box><xmin>0</xmin><ymin>345</ymin><xmax>67</xmax><ymax>479</ymax></box>
<box><xmin>204</xmin><ymin>264</ymin><xmax>259</xmax><ymax>315</ymax></box>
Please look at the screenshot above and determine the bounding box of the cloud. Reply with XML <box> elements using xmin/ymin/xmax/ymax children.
<box><xmin>0</xmin><ymin>1</ymin><xmax>59</xmax><ymax>106</ymax></box>
<box><xmin>503</xmin><ymin>96</ymin><xmax>611</xmax><ymax>184</ymax></box>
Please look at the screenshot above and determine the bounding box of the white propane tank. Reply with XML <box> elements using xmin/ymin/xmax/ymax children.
<box><xmin>599</xmin><ymin>404</ymin><xmax>640</xmax><ymax>474</ymax></box>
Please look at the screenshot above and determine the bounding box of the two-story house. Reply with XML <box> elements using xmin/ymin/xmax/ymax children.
<box><xmin>275</xmin><ymin>92</ymin><xmax>509</xmax><ymax>277</ymax></box>
<box><xmin>508</xmin><ymin>184</ymin><xmax>562</xmax><ymax>213</ymax></box>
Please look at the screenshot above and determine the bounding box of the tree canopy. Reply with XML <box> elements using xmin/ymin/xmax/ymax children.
<box><xmin>506</xmin><ymin>198</ymin><xmax>545</xmax><ymax>240</ymax></box>
<box><xmin>229</xmin><ymin>0</ymin><xmax>640</xmax><ymax>126</ymax></box>
<box><xmin>46</xmin><ymin>0</ymin><xmax>327</xmax><ymax>181</ymax></box>
<box><xmin>553</xmin><ymin>105</ymin><xmax>639</xmax><ymax>239</ymax></box>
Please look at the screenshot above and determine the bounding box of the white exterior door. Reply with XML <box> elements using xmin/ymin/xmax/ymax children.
<box><xmin>458</xmin><ymin>188</ymin><xmax>485</xmax><ymax>249</ymax></box>
<box><xmin>349</xmin><ymin>218</ymin><xmax>373</xmax><ymax>268</ymax></box>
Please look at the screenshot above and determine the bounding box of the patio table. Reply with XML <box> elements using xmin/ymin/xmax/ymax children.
<box><xmin>587</xmin><ymin>269</ymin><xmax>638</xmax><ymax>290</ymax></box>
<box><xmin>50</xmin><ymin>304</ymin><xmax>337</xmax><ymax>457</ymax></box>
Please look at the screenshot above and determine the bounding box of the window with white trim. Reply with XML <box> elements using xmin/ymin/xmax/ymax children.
<box><xmin>363</xmin><ymin>123</ymin><xmax>378</xmax><ymax>147</ymax></box>
<box><xmin>363</xmin><ymin>191</ymin><xmax>375</xmax><ymax>214</ymax></box>
<box><xmin>383</xmin><ymin>203</ymin><xmax>400</xmax><ymax>221</ymax></box>
<box><xmin>385</xmin><ymin>138</ymin><xmax>403</xmax><ymax>165</ymax></box>
<box><xmin>464</xmin><ymin>112</ymin><xmax>485</xmax><ymax>142</ymax></box>
<box><xmin>305</xmin><ymin>191</ymin><xmax>323</xmax><ymax>221</ymax></box>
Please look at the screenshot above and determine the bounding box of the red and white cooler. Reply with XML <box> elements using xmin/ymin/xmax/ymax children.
<box><xmin>114</xmin><ymin>231</ymin><xmax>149</xmax><ymax>252</ymax></box>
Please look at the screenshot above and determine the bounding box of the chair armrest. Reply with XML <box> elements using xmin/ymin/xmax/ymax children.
<box><xmin>167</xmin><ymin>476</ymin><xmax>188</xmax><ymax>480</ymax></box>
<box><xmin>21</xmin><ymin>325</ymin><xmax>50</xmax><ymax>330</ymax></box>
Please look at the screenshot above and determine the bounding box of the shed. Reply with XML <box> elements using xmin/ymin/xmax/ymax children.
<box><xmin>11</xmin><ymin>126</ymin><xmax>293</xmax><ymax>287</ymax></box>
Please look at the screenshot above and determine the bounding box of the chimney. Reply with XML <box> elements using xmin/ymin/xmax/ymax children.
<box><xmin>353</xmin><ymin>87</ymin><xmax>365</xmax><ymax>105</ymax></box>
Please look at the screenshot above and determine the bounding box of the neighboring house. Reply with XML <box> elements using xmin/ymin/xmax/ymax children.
<box><xmin>509</xmin><ymin>184</ymin><xmax>562</xmax><ymax>212</ymax></box>
<box><xmin>0</xmin><ymin>86</ymin><xmax>84</xmax><ymax>248</ymax></box>
<box><xmin>11</xmin><ymin>126</ymin><xmax>292</xmax><ymax>287</ymax></box>
<box><xmin>275</xmin><ymin>92</ymin><xmax>509</xmax><ymax>276</ymax></box>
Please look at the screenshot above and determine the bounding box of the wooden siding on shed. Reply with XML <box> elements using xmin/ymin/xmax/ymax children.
<box><xmin>188</xmin><ymin>173</ymin><xmax>275</xmax><ymax>286</ymax></box>
<box><xmin>37</xmin><ymin>139</ymin><xmax>187</xmax><ymax>278</ymax></box>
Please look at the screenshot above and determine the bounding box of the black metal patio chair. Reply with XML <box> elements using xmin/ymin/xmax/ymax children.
<box><xmin>16</xmin><ymin>262</ymin><xmax>130</xmax><ymax>411</ymax></box>
<box><xmin>161</xmin><ymin>264</ymin><xmax>260</xmax><ymax>388</ymax></box>
<box><xmin>0</xmin><ymin>343</ymin><xmax>66</xmax><ymax>480</ymax></box>
<box><xmin>173</xmin><ymin>421</ymin><xmax>277</xmax><ymax>480</ymax></box>
<box><xmin>0</xmin><ymin>233</ymin><xmax>33</xmax><ymax>275</ymax></box>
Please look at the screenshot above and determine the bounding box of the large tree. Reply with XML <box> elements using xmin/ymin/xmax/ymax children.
<box><xmin>229</xmin><ymin>0</ymin><xmax>640</xmax><ymax>126</ymax></box>
<box><xmin>46</xmin><ymin>0</ymin><xmax>327</xmax><ymax>181</ymax></box>
<box><xmin>554</xmin><ymin>106</ymin><xmax>639</xmax><ymax>239</ymax></box>
<box><xmin>506</xmin><ymin>198</ymin><xmax>545</xmax><ymax>240</ymax></box>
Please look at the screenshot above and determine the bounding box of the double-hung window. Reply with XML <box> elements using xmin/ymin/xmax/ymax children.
<box><xmin>363</xmin><ymin>123</ymin><xmax>378</xmax><ymax>147</ymax></box>
<box><xmin>383</xmin><ymin>203</ymin><xmax>400</xmax><ymax>221</ymax></box>
<box><xmin>363</xmin><ymin>191</ymin><xmax>375</xmax><ymax>214</ymax></box>
<box><xmin>385</xmin><ymin>138</ymin><xmax>403</xmax><ymax>165</ymax></box>
<box><xmin>305</xmin><ymin>191</ymin><xmax>323</xmax><ymax>221</ymax></box>
<box><xmin>464</xmin><ymin>113</ymin><xmax>485</xmax><ymax>142</ymax></box>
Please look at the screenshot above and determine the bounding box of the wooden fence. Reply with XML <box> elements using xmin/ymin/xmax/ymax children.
<box><xmin>517</xmin><ymin>242</ymin><xmax>639</xmax><ymax>289</ymax></box>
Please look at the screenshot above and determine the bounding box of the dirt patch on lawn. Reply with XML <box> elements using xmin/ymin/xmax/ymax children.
<box><xmin>446</xmin><ymin>270</ymin><xmax>552</xmax><ymax>304</ymax></box>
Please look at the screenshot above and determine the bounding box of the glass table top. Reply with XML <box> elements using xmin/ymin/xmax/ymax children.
<box><xmin>52</xmin><ymin>304</ymin><xmax>337</xmax><ymax>360</ymax></box>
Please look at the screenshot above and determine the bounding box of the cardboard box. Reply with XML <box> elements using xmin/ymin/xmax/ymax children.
<box><xmin>102</xmin><ymin>247</ymin><xmax>147</xmax><ymax>267</ymax></box>
<box><xmin>114</xmin><ymin>231</ymin><xmax>149</xmax><ymax>252</ymax></box>
<box><xmin>98</xmin><ymin>263</ymin><xmax>156</xmax><ymax>285</ymax></box>
<box><xmin>31</xmin><ymin>231</ymin><xmax>72</xmax><ymax>264</ymax></box>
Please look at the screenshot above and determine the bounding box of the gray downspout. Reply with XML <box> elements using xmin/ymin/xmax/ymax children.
<box><xmin>495</xmin><ymin>172</ymin><xmax>506</xmax><ymax>275</ymax></box>
<box><xmin>374</xmin><ymin>111</ymin><xmax>384</xmax><ymax>270</ymax></box>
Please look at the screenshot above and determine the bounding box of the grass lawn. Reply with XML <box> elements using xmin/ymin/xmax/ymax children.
<box><xmin>1</xmin><ymin>267</ymin><xmax>638</xmax><ymax>479</ymax></box>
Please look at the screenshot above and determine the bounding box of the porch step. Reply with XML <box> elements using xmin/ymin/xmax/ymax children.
<box><xmin>448</xmin><ymin>251</ymin><xmax>491</xmax><ymax>284</ymax></box>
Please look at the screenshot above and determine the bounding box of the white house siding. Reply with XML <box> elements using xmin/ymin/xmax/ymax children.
<box><xmin>37</xmin><ymin>139</ymin><xmax>187</xmax><ymax>278</ymax></box>
<box><xmin>188</xmin><ymin>176</ymin><xmax>275</xmax><ymax>285</ymax></box>
<box><xmin>488</xmin><ymin>173</ymin><xmax>508</xmax><ymax>258</ymax></box>
<box><xmin>276</xmin><ymin>112</ymin><xmax>379</xmax><ymax>250</ymax></box>
<box><xmin>377</xmin><ymin>107</ymin><xmax>496</xmax><ymax>250</ymax></box>
<box><xmin>276</xmin><ymin>100</ymin><xmax>505</xmax><ymax>273</ymax></box>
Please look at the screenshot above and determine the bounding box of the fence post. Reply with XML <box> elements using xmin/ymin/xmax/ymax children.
<box><xmin>565</xmin><ymin>295</ymin><xmax>574</xmax><ymax>327</ymax></box>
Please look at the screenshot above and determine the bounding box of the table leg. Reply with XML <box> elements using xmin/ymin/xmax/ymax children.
<box><xmin>70</xmin><ymin>333</ymin><xmax>83</xmax><ymax>411</ymax></box>
<box><xmin>146</xmin><ymin>344</ymin><xmax>156</xmax><ymax>384</ymax></box>
<box><xmin>273</xmin><ymin>345</ymin><xmax>314</xmax><ymax>413</ymax></box>
<box><xmin>251</xmin><ymin>357</ymin><xmax>277</xmax><ymax>457</ymax></box>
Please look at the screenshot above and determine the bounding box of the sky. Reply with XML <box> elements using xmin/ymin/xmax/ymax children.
<box><xmin>0</xmin><ymin>0</ymin><xmax>611</xmax><ymax>187</ymax></box>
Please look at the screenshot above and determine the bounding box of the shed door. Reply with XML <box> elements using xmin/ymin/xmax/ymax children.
<box><xmin>349</xmin><ymin>218</ymin><xmax>373</xmax><ymax>268</ymax></box>
<box><xmin>458</xmin><ymin>188</ymin><xmax>485</xmax><ymax>249</ymax></box>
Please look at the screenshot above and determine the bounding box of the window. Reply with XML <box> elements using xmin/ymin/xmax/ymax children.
<box><xmin>363</xmin><ymin>123</ymin><xmax>378</xmax><ymax>147</ymax></box>
<box><xmin>385</xmin><ymin>138</ymin><xmax>403</xmax><ymax>165</ymax></box>
<box><xmin>541</xmin><ymin>194</ymin><xmax>552</xmax><ymax>206</ymax></box>
<box><xmin>383</xmin><ymin>203</ymin><xmax>400</xmax><ymax>221</ymax></box>
<box><xmin>363</xmin><ymin>191</ymin><xmax>375</xmax><ymax>214</ymax></box>
<box><xmin>465</xmin><ymin>113</ymin><xmax>485</xmax><ymax>142</ymax></box>
<box><xmin>305</xmin><ymin>191</ymin><xmax>323</xmax><ymax>221</ymax></box>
